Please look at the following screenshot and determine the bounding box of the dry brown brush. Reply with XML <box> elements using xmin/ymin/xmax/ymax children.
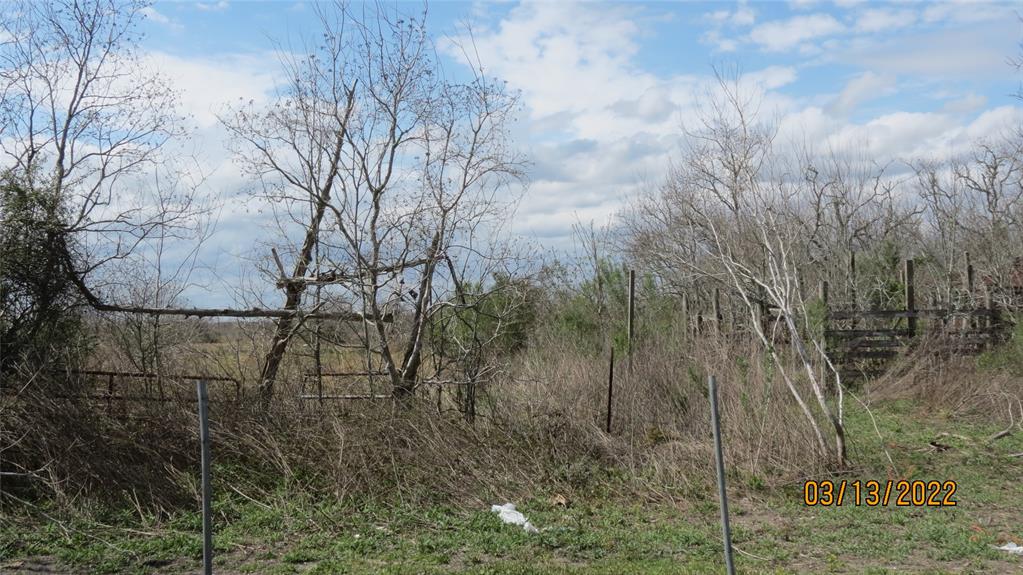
<box><xmin>1</xmin><ymin>323</ymin><xmax>838</xmax><ymax>515</ymax></box>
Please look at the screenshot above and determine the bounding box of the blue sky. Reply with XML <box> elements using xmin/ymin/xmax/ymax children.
<box><xmin>133</xmin><ymin>0</ymin><xmax>1023</xmax><ymax>304</ymax></box>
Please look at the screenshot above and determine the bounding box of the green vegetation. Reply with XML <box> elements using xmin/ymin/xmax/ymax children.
<box><xmin>0</xmin><ymin>171</ymin><xmax>87</xmax><ymax>375</ymax></box>
<box><xmin>545</xmin><ymin>260</ymin><xmax>680</xmax><ymax>356</ymax></box>
<box><xmin>978</xmin><ymin>316</ymin><xmax>1023</xmax><ymax>375</ymax></box>
<box><xmin>4</xmin><ymin>401</ymin><xmax>1020</xmax><ymax>574</ymax></box>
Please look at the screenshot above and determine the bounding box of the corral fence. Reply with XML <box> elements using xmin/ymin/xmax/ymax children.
<box><xmin>656</xmin><ymin>255</ymin><xmax>1016</xmax><ymax>381</ymax></box>
<box><xmin>822</xmin><ymin>257</ymin><xmax>1011</xmax><ymax>379</ymax></box>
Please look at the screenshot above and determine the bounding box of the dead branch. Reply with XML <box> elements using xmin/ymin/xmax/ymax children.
<box><xmin>90</xmin><ymin>303</ymin><xmax>389</xmax><ymax>322</ymax></box>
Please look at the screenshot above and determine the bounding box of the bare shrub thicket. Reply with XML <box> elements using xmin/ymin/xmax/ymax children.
<box><xmin>623</xmin><ymin>73</ymin><xmax>866</xmax><ymax>466</ymax></box>
<box><xmin>620</xmin><ymin>68</ymin><xmax>1023</xmax><ymax>468</ymax></box>
<box><xmin>2</xmin><ymin>334</ymin><xmax>826</xmax><ymax>511</ymax></box>
<box><xmin>914</xmin><ymin>134</ymin><xmax>1023</xmax><ymax>310</ymax></box>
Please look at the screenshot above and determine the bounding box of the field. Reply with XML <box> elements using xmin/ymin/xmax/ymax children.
<box><xmin>4</xmin><ymin>395</ymin><xmax>1022</xmax><ymax>575</ymax></box>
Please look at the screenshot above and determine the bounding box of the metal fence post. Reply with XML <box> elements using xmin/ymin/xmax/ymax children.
<box><xmin>708</xmin><ymin>375</ymin><xmax>735</xmax><ymax>575</ymax></box>
<box><xmin>627</xmin><ymin>269</ymin><xmax>635</xmax><ymax>374</ymax></box>
<box><xmin>904</xmin><ymin>258</ymin><xmax>916</xmax><ymax>336</ymax></box>
<box><xmin>197</xmin><ymin>380</ymin><xmax>213</xmax><ymax>575</ymax></box>
<box><xmin>605</xmin><ymin>347</ymin><xmax>615</xmax><ymax>434</ymax></box>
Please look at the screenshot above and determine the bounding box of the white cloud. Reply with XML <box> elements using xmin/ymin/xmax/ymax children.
<box><xmin>733</xmin><ymin>6</ymin><xmax>756</xmax><ymax>27</ymax></box>
<box><xmin>140</xmin><ymin>6</ymin><xmax>181</xmax><ymax>30</ymax></box>
<box><xmin>442</xmin><ymin>2</ymin><xmax>646</xmax><ymax>121</ymax></box>
<box><xmin>750</xmin><ymin>14</ymin><xmax>844</xmax><ymax>52</ymax></box>
<box><xmin>746</xmin><ymin>66</ymin><xmax>798</xmax><ymax>90</ymax></box>
<box><xmin>922</xmin><ymin>2</ymin><xmax>1012</xmax><ymax>26</ymax></box>
<box><xmin>819</xmin><ymin>105</ymin><xmax>1023</xmax><ymax>162</ymax></box>
<box><xmin>941</xmin><ymin>93</ymin><xmax>988</xmax><ymax>116</ymax></box>
<box><xmin>701</xmin><ymin>2</ymin><xmax>755</xmax><ymax>52</ymax></box>
<box><xmin>828</xmin><ymin>111</ymin><xmax>957</xmax><ymax>159</ymax></box>
<box><xmin>727</xmin><ymin>3</ymin><xmax>756</xmax><ymax>27</ymax></box>
<box><xmin>196</xmin><ymin>1</ymin><xmax>230</xmax><ymax>11</ymax></box>
<box><xmin>962</xmin><ymin>106</ymin><xmax>1023</xmax><ymax>142</ymax></box>
<box><xmin>707</xmin><ymin>4</ymin><xmax>754</xmax><ymax>27</ymax></box>
<box><xmin>417</xmin><ymin>1</ymin><xmax>1023</xmax><ymax>249</ymax></box>
<box><xmin>829</xmin><ymin>71</ymin><xmax>897</xmax><ymax>115</ymax></box>
<box><xmin>703</xmin><ymin>30</ymin><xmax>739</xmax><ymax>53</ymax></box>
<box><xmin>788</xmin><ymin>0</ymin><xmax>820</xmax><ymax>9</ymax></box>
<box><xmin>441</xmin><ymin>3</ymin><xmax>701</xmax><ymax>238</ymax></box>
<box><xmin>776</xmin><ymin>106</ymin><xmax>841</xmax><ymax>152</ymax></box>
<box><xmin>708</xmin><ymin>10</ymin><xmax>730</xmax><ymax>24</ymax></box>
<box><xmin>441</xmin><ymin>2</ymin><xmax>817</xmax><ymax>242</ymax></box>
<box><xmin>142</xmin><ymin>52</ymin><xmax>279</xmax><ymax>129</ymax></box>
<box><xmin>855</xmin><ymin>9</ymin><xmax>916</xmax><ymax>34</ymax></box>
<box><xmin>844</xmin><ymin>21</ymin><xmax>1019</xmax><ymax>79</ymax></box>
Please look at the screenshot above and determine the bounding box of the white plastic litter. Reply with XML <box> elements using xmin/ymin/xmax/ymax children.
<box><xmin>490</xmin><ymin>503</ymin><xmax>539</xmax><ymax>533</ymax></box>
<box><xmin>997</xmin><ymin>542</ymin><xmax>1023</xmax><ymax>555</ymax></box>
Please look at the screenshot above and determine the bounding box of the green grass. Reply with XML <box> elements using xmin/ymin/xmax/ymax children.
<box><xmin>2</xmin><ymin>401</ymin><xmax>1022</xmax><ymax>574</ymax></box>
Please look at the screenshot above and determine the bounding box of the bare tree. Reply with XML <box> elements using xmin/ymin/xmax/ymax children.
<box><xmin>100</xmin><ymin>165</ymin><xmax>216</xmax><ymax>384</ymax></box>
<box><xmin>224</xmin><ymin>2</ymin><xmax>525</xmax><ymax>405</ymax></box>
<box><xmin>915</xmin><ymin>132</ymin><xmax>1023</xmax><ymax>309</ymax></box>
<box><xmin>0</xmin><ymin>0</ymin><xmax>190</xmax><ymax>311</ymax></box>
<box><xmin>625</xmin><ymin>73</ymin><xmax>849</xmax><ymax>465</ymax></box>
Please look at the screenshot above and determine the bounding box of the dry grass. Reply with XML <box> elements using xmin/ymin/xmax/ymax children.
<box><xmin>2</xmin><ymin>324</ymin><xmax>870</xmax><ymax>515</ymax></box>
<box><xmin>499</xmin><ymin>331</ymin><xmax>829</xmax><ymax>495</ymax></box>
<box><xmin>868</xmin><ymin>333</ymin><xmax>1023</xmax><ymax>435</ymax></box>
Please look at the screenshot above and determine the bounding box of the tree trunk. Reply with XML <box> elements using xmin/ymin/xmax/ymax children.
<box><xmin>258</xmin><ymin>195</ymin><xmax>332</xmax><ymax>407</ymax></box>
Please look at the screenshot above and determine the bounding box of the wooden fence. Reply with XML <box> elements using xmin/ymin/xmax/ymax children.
<box><xmin>822</xmin><ymin>258</ymin><xmax>1007</xmax><ymax>378</ymax></box>
<box><xmin>679</xmin><ymin>258</ymin><xmax>1012</xmax><ymax>379</ymax></box>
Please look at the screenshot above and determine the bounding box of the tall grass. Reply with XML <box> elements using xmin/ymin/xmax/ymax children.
<box><xmin>1</xmin><ymin>322</ymin><xmax>842</xmax><ymax>517</ymax></box>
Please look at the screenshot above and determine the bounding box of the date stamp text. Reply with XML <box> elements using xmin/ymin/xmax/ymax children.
<box><xmin>803</xmin><ymin>480</ymin><xmax>958</xmax><ymax>507</ymax></box>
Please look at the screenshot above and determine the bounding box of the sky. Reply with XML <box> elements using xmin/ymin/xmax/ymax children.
<box><xmin>132</xmin><ymin>0</ymin><xmax>1023</xmax><ymax>305</ymax></box>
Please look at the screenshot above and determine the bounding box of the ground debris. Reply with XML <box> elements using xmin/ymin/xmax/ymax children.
<box><xmin>490</xmin><ymin>503</ymin><xmax>539</xmax><ymax>533</ymax></box>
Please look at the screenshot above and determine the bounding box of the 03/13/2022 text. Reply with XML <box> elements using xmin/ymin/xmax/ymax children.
<box><xmin>803</xmin><ymin>480</ymin><xmax>958</xmax><ymax>507</ymax></box>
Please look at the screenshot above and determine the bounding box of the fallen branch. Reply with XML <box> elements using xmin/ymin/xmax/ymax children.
<box><xmin>987</xmin><ymin>399</ymin><xmax>1019</xmax><ymax>443</ymax></box>
<box><xmin>988</xmin><ymin>429</ymin><xmax>1014</xmax><ymax>443</ymax></box>
<box><xmin>90</xmin><ymin>302</ymin><xmax>390</xmax><ymax>322</ymax></box>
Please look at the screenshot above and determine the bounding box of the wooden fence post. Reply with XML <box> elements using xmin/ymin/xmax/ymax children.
<box><xmin>681</xmin><ymin>292</ymin><xmax>690</xmax><ymax>339</ymax></box>
<box><xmin>984</xmin><ymin>285</ymin><xmax>994</xmax><ymax>331</ymax></box>
<box><xmin>904</xmin><ymin>259</ymin><xmax>916</xmax><ymax>336</ymax></box>
<box><xmin>713</xmin><ymin>287</ymin><xmax>722</xmax><ymax>337</ymax></box>
<box><xmin>966</xmin><ymin>251</ymin><xmax>975</xmax><ymax>294</ymax></box>
<box><xmin>107</xmin><ymin>373</ymin><xmax>115</xmax><ymax>415</ymax></box>
<box><xmin>848</xmin><ymin>251</ymin><xmax>857</xmax><ymax>308</ymax></box>
<box><xmin>849</xmin><ymin>252</ymin><xmax>858</xmax><ymax>329</ymax></box>
<box><xmin>966</xmin><ymin>252</ymin><xmax>976</xmax><ymax>330</ymax></box>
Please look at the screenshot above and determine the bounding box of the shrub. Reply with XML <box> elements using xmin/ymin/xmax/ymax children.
<box><xmin>0</xmin><ymin>171</ymin><xmax>89</xmax><ymax>376</ymax></box>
